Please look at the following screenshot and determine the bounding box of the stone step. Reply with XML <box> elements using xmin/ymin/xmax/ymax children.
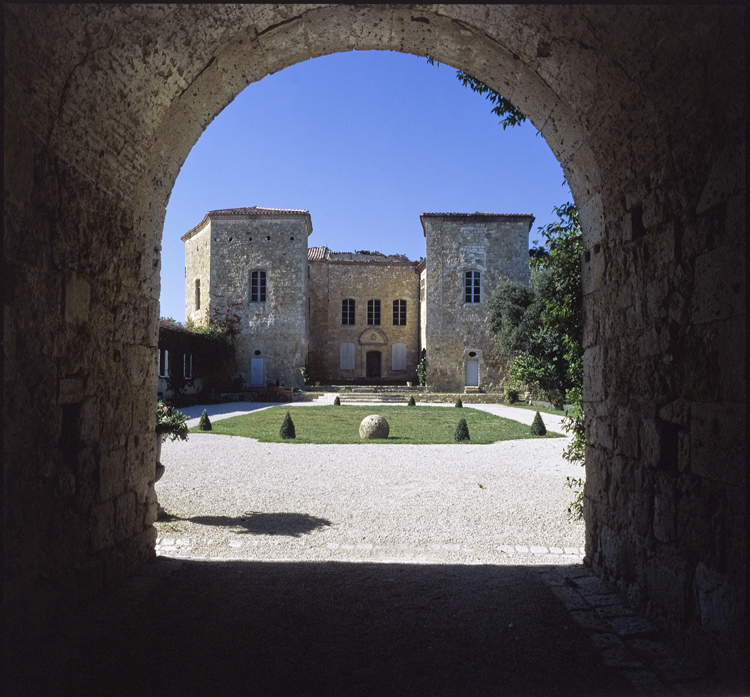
<box><xmin>338</xmin><ymin>394</ymin><xmax>408</xmax><ymax>403</ymax></box>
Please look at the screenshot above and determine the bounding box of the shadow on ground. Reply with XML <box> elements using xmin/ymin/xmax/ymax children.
<box><xmin>34</xmin><ymin>558</ymin><xmax>638</xmax><ymax>697</ymax></box>
<box><xmin>181</xmin><ymin>511</ymin><xmax>333</xmax><ymax>536</ymax></box>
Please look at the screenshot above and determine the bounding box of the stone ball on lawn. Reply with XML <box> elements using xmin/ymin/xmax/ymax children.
<box><xmin>359</xmin><ymin>414</ymin><xmax>390</xmax><ymax>440</ymax></box>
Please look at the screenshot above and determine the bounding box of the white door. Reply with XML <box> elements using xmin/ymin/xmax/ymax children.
<box><xmin>250</xmin><ymin>358</ymin><xmax>264</xmax><ymax>386</ymax></box>
<box><xmin>466</xmin><ymin>360</ymin><xmax>479</xmax><ymax>387</ymax></box>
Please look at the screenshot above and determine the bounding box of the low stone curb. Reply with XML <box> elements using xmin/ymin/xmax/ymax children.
<box><xmin>531</xmin><ymin>565</ymin><xmax>723</xmax><ymax>696</ymax></box>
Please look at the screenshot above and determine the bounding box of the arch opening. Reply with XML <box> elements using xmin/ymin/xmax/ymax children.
<box><xmin>3</xmin><ymin>5</ymin><xmax>744</xmax><ymax>691</ymax></box>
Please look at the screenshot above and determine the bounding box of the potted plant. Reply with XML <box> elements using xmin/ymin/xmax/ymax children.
<box><xmin>155</xmin><ymin>401</ymin><xmax>189</xmax><ymax>482</ymax></box>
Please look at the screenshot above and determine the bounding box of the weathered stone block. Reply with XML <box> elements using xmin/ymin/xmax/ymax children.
<box><xmin>689</xmin><ymin>402</ymin><xmax>745</xmax><ymax>486</ymax></box>
<box><xmin>64</xmin><ymin>273</ymin><xmax>90</xmax><ymax>324</ymax></box>
<box><xmin>690</xmin><ymin>245</ymin><xmax>744</xmax><ymax>324</ymax></box>
<box><xmin>616</xmin><ymin>407</ymin><xmax>639</xmax><ymax>459</ymax></box>
<box><xmin>653</xmin><ymin>494</ymin><xmax>676</xmax><ymax>542</ymax></box>
<box><xmin>90</xmin><ymin>501</ymin><xmax>115</xmax><ymax>553</ymax></box>
<box><xmin>99</xmin><ymin>448</ymin><xmax>126</xmax><ymax>501</ymax></box>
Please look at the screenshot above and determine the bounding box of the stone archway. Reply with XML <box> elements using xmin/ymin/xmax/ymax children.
<box><xmin>3</xmin><ymin>4</ymin><xmax>745</xmax><ymax>688</ymax></box>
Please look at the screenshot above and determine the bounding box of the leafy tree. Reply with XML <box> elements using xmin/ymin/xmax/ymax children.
<box><xmin>407</xmin><ymin>396</ymin><xmax>416</xmax><ymax>407</ymax></box>
<box><xmin>427</xmin><ymin>58</ymin><xmax>527</xmax><ymax>130</ymax></box>
<box><xmin>455</xmin><ymin>397</ymin><xmax>463</xmax><ymax>408</ymax></box>
<box><xmin>530</xmin><ymin>203</ymin><xmax>584</xmax><ymax>390</ymax></box>
<box><xmin>487</xmin><ymin>203</ymin><xmax>583</xmax><ymax>409</ymax></box>
<box><xmin>416</xmin><ymin>355</ymin><xmax>428</xmax><ymax>386</ymax></box>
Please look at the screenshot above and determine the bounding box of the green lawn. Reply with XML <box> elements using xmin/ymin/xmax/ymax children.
<box><xmin>191</xmin><ymin>405</ymin><xmax>562</xmax><ymax>444</ymax></box>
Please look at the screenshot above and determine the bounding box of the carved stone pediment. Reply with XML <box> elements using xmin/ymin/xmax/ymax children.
<box><xmin>359</xmin><ymin>329</ymin><xmax>388</xmax><ymax>345</ymax></box>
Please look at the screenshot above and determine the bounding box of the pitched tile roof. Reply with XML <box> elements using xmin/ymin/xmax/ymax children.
<box><xmin>208</xmin><ymin>206</ymin><xmax>310</xmax><ymax>216</ymax></box>
<box><xmin>182</xmin><ymin>206</ymin><xmax>313</xmax><ymax>241</ymax></box>
<box><xmin>308</xmin><ymin>246</ymin><xmax>332</xmax><ymax>261</ymax></box>
<box><xmin>420</xmin><ymin>212</ymin><xmax>535</xmax><ymax>235</ymax></box>
<box><xmin>308</xmin><ymin>247</ymin><xmax>416</xmax><ymax>264</ymax></box>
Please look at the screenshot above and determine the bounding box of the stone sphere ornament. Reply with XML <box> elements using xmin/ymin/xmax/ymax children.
<box><xmin>359</xmin><ymin>414</ymin><xmax>390</xmax><ymax>440</ymax></box>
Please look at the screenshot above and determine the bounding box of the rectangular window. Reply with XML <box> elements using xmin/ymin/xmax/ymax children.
<box><xmin>194</xmin><ymin>279</ymin><xmax>201</xmax><ymax>310</ymax></box>
<box><xmin>340</xmin><ymin>342</ymin><xmax>355</xmax><ymax>370</ymax></box>
<box><xmin>183</xmin><ymin>353</ymin><xmax>192</xmax><ymax>379</ymax></box>
<box><xmin>367</xmin><ymin>299</ymin><xmax>381</xmax><ymax>325</ymax></box>
<box><xmin>251</xmin><ymin>270</ymin><xmax>267</xmax><ymax>302</ymax></box>
<box><xmin>342</xmin><ymin>298</ymin><xmax>355</xmax><ymax>325</ymax></box>
<box><xmin>158</xmin><ymin>349</ymin><xmax>169</xmax><ymax>377</ymax></box>
<box><xmin>392</xmin><ymin>299</ymin><xmax>407</xmax><ymax>325</ymax></box>
<box><xmin>465</xmin><ymin>271</ymin><xmax>481</xmax><ymax>303</ymax></box>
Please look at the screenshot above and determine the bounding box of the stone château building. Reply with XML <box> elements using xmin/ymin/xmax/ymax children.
<box><xmin>181</xmin><ymin>206</ymin><xmax>534</xmax><ymax>392</ymax></box>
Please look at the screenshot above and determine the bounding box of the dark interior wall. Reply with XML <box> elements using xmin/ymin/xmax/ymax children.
<box><xmin>3</xmin><ymin>4</ymin><xmax>745</xmax><ymax>687</ymax></box>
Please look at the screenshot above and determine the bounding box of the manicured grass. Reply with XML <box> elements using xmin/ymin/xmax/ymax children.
<box><xmin>190</xmin><ymin>405</ymin><xmax>562</xmax><ymax>444</ymax></box>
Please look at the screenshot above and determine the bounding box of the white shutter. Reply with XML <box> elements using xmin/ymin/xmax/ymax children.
<box><xmin>340</xmin><ymin>342</ymin><xmax>355</xmax><ymax>370</ymax></box>
<box><xmin>392</xmin><ymin>343</ymin><xmax>407</xmax><ymax>371</ymax></box>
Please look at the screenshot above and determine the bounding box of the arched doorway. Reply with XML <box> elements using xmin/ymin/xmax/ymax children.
<box><xmin>3</xmin><ymin>5</ymin><xmax>744</xmax><ymax>688</ymax></box>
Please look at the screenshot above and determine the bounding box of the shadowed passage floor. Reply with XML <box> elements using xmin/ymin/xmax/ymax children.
<box><xmin>63</xmin><ymin>558</ymin><xmax>634</xmax><ymax>697</ymax></box>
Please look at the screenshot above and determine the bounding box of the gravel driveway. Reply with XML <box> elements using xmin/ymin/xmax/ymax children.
<box><xmin>156</xmin><ymin>402</ymin><xmax>585</xmax><ymax>564</ymax></box>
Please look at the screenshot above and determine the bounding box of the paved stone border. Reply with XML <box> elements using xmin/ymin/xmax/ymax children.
<box><xmin>155</xmin><ymin>536</ymin><xmax>585</xmax><ymax>560</ymax></box>
<box><xmin>531</xmin><ymin>565</ymin><xmax>723</xmax><ymax>696</ymax></box>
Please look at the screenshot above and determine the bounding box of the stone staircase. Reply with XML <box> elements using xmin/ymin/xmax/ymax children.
<box><xmin>308</xmin><ymin>386</ymin><xmax>508</xmax><ymax>406</ymax></box>
<box><xmin>337</xmin><ymin>392</ymin><xmax>409</xmax><ymax>404</ymax></box>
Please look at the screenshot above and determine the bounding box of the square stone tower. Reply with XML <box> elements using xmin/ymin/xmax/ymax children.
<box><xmin>420</xmin><ymin>212</ymin><xmax>534</xmax><ymax>392</ymax></box>
<box><xmin>182</xmin><ymin>207</ymin><xmax>312</xmax><ymax>388</ymax></box>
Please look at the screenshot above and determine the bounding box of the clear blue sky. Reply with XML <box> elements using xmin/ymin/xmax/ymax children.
<box><xmin>160</xmin><ymin>50</ymin><xmax>571</xmax><ymax>322</ymax></box>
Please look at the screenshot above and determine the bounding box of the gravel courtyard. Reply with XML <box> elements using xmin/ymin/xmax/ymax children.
<box><xmin>53</xmin><ymin>405</ymin><xmax>696</xmax><ymax>696</ymax></box>
<box><xmin>155</xmin><ymin>403</ymin><xmax>586</xmax><ymax>565</ymax></box>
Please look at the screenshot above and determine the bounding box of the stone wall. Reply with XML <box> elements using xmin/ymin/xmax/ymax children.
<box><xmin>308</xmin><ymin>259</ymin><xmax>420</xmax><ymax>383</ymax></box>
<box><xmin>422</xmin><ymin>214</ymin><xmax>533</xmax><ymax>392</ymax></box>
<box><xmin>183</xmin><ymin>209</ymin><xmax>312</xmax><ymax>389</ymax></box>
<box><xmin>183</xmin><ymin>220</ymin><xmax>212</xmax><ymax>327</ymax></box>
<box><xmin>3</xmin><ymin>4</ymin><xmax>745</xmax><ymax>690</ymax></box>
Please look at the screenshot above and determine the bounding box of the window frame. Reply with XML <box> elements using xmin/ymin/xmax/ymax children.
<box><xmin>464</xmin><ymin>270</ymin><xmax>481</xmax><ymax>304</ymax></box>
<box><xmin>158</xmin><ymin>348</ymin><xmax>169</xmax><ymax>378</ymax></box>
<box><xmin>367</xmin><ymin>299</ymin><xmax>381</xmax><ymax>326</ymax></box>
<box><xmin>392</xmin><ymin>299</ymin><xmax>407</xmax><ymax>326</ymax></box>
<box><xmin>250</xmin><ymin>270</ymin><xmax>267</xmax><ymax>303</ymax></box>
<box><xmin>341</xmin><ymin>298</ymin><xmax>356</xmax><ymax>325</ymax></box>
<box><xmin>194</xmin><ymin>278</ymin><xmax>201</xmax><ymax>310</ymax></box>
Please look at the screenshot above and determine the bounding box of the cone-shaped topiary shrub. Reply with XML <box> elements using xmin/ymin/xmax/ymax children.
<box><xmin>455</xmin><ymin>397</ymin><xmax>463</xmax><ymax>408</ymax></box>
<box><xmin>407</xmin><ymin>396</ymin><xmax>416</xmax><ymax>407</ymax></box>
<box><xmin>280</xmin><ymin>411</ymin><xmax>296</xmax><ymax>439</ymax></box>
<box><xmin>454</xmin><ymin>418</ymin><xmax>470</xmax><ymax>442</ymax></box>
<box><xmin>333</xmin><ymin>395</ymin><xmax>341</xmax><ymax>406</ymax></box>
<box><xmin>198</xmin><ymin>409</ymin><xmax>212</xmax><ymax>431</ymax></box>
<box><xmin>530</xmin><ymin>411</ymin><xmax>547</xmax><ymax>436</ymax></box>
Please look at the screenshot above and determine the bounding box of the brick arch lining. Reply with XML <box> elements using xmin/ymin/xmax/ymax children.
<box><xmin>3</xmin><ymin>4</ymin><xmax>745</xmax><ymax>690</ymax></box>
